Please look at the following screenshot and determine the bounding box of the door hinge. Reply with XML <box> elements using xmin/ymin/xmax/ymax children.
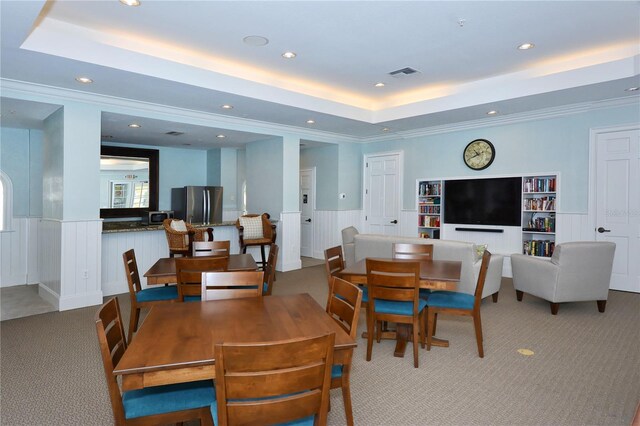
<box><xmin>365</xmin><ymin>189</ymin><xmax>368</xmax><ymax>195</ymax></box>
<box><xmin>366</xmin><ymin>162</ymin><xmax>368</xmax><ymax>167</ymax></box>
<box><xmin>365</xmin><ymin>216</ymin><xmax>367</xmax><ymax>221</ymax></box>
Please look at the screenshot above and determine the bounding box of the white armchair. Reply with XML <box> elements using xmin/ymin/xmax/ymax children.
<box><xmin>511</xmin><ymin>241</ymin><xmax>616</xmax><ymax>315</ymax></box>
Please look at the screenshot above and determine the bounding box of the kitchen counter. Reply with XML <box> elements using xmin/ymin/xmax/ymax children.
<box><xmin>102</xmin><ymin>221</ymin><xmax>236</xmax><ymax>233</ymax></box>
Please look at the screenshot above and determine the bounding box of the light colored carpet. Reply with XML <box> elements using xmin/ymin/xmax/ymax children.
<box><xmin>1</xmin><ymin>265</ymin><xmax>639</xmax><ymax>425</ymax></box>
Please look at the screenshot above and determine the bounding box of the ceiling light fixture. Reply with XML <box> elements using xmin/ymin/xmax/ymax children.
<box><xmin>216</xmin><ymin>134</ymin><xmax>226</xmax><ymax>138</ymax></box>
<box><xmin>119</xmin><ymin>0</ymin><xmax>140</xmax><ymax>6</ymax></box>
<box><xmin>243</xmin><ymin>35</ymin><xmax>269</xmax><ymax>46</ymax></box>
<box><xmin>517</xmin><ymin>42</ymin><xmax>535</xmax><ymax>50</ymax></box>
<box><xmin>487</xmin><ymin>110</ymin><xmax>498</xmax><ymax>115</ymax></box>
<box><xmin>75</xmin><ymin>76</ymin><xmax>93</xmax><ymax>84</ymax></box>
<box><xmin>382</xmin><ymin>127</ymin><xmax>390</xmax><ymax>132</ymax></box>
<box><xmin>128</xmin><ymin>123</ymin><xmax>141</xmax><ymax>128</ymax></box>
<box><xmin>306</xmin><ymin>119</ymin><xmax>315</xmax><ymax>124</ymax></box>
<box><xmin>625</xmin><ymin>86</ymin><xmax>639</xmax><ymax>92</ymax></box>
<box><xmin>374</xmin><ymin>82</ymin><xmax>385</xmax><ymax>87</ymax></box>
<box><xmin>282</xmin><ymin>51</ymin><xmax>297</xmax><ymax>59</ymax></box>
<box><xmin>221</xmin><ymin>104</ymin><xmax>233</xmax><ymax>109</ymax></box>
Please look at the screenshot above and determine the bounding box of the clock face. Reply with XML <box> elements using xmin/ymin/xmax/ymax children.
<box><xmin>463</xmin><ymin>139</ymin><xmax>495</xmax><ymax>170</ymax></box>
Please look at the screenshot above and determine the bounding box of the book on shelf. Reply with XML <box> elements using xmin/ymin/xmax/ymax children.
<box><xmin>523</xmin><ymin>196</ymin><xmax>555</xmax><ymax>211</ymax></box>
<box><xmin>523</xmin><ymin>240</ymin><xmax>555</xmax><ymax>257</ymax></box>
<box><xmin>418</xmin><ymin>182</ymin><xmax>441</xmax><ymax>196</ymax></box>
<box><xmin>523</xmin><ymin>177</ymin><xmax>556</xmax><ymax>193</ymax></box>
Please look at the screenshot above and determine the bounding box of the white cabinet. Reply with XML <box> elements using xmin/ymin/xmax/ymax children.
<box><xmin>417</xmin><ymin>180</ymin><xmax>442</xmax><ymax>239</ymax></box>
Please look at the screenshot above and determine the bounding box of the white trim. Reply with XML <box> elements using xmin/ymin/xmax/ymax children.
<box><xmin>363</xmin><ymin>150</ymin><xmax>404</xmax><ymax>234</ymax></box>
<box><xmin>589</xmin><ymin>123</ymin><xmax>640</xmax><ymax>242</ymax></box>
<box><xmin>38</xmin><ymin>283</ymin><xmax>60</xmax><ymax>310</ymax></box>
<box><xmin>58</xmin><ymin>291</ymin><xmax>103</xmax><ymax>311</ymax></box>
<box><xmin>0</xmin><ymin>170</ymin><xmax>13</xmax><ymax>232</ymax></box>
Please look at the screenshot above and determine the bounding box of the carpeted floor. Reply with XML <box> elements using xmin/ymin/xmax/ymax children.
<box><xmin>1</xmin><ymin>264</ymin><xmax>639</xmax><ymax>425</ymax></box>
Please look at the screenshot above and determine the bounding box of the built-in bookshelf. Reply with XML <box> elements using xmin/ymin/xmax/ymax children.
<box><xmin>522</xmin><ymin>174</ymin><xmax>557</xmax><ymax>257</ymax></box>
<box><xmin>417</xmin><ymin>180</ymin><xmax>442</xmax><ymax>239</ymax></box>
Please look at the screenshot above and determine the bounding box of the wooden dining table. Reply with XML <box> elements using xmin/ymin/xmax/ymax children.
<box><xmin>113</xmin><ymin>293</ymin><xmax>357</xmax><ymax>392</ymax></box>
<box><xmin>340</xmin><ymin>257</ymin><xmax>462</xmax><ymax>357</ymax></box>
<box><xmin>144</xmin><ymin>253</ymin><xmax>257</xmax><ymax>285</ymax></box>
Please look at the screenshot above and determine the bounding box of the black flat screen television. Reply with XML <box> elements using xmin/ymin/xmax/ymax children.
<box><xmin>444</xmin><ymin>177</ymin><xmax>521</xmax><ymax>226</ymax></box>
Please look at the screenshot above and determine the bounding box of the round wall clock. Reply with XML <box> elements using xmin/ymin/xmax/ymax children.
<box><xmin>463</xmin><ymin>139</ymin><xmax>495</xmax><ymax>170</ymax></box>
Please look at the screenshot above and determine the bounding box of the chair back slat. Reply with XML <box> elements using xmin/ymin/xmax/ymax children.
<box><xmin>94</xmin><ymin>297</ymin><xmax>127</xmax><ymax>423</ymax></box>
<box><xmin>326</xmin><ymin>277</ymin><xmax>362</xmax><ymax>340</ymax></box>
<box><xmin>175</xmin><ymin>256</ymin><xmax>229</xmax><ymax>300</ymax></box>
<box><xmin>201</xmin><ymin>271</ymin><xmax>264</xmax><ymax>301</ymax></box>
<box><xmin>263</xmin><ymin>244</ymin><xmax>279</xmax><ymax>295</ymax></box>
<box><xmin>324</xmin><ymin>246</ymin><xmax>345</xmax><ymax>289</ymax></box>
<box><xmin>192</xmin><ymin>240</ymin><xmax>230</xmax><ymax>257</ymax></box>
<box><xmin>122</xmin><ymin>249</ymin><xmax>142</xmax><ymax>294</ymax></box>
<box><xmin>366</xmin><ymin>259</ymin><xmax>421</xmax><ymax>311</ymax></box>
<box><xmin>392</xmin><ymin>243</ymin><xmax>433</xmax><ymax>260</ymax></box>
<box><xmin>215</xmin><ymin>333</ymin><xmax>334</xmax><ymax>426</ymax></box>
<box><xmin>474</xmin><ymin>250</ymin><xmax>492</xmax><ymax>304</ymax></box>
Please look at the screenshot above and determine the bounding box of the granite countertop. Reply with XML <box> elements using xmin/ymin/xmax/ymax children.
<box><xmin>102</xmin><ymin>221</ymin><xmax>237</xmax><ymax>233</ymax></box>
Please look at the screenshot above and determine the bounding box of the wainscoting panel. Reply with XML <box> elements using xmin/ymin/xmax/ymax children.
<box><xmin>0</xmin><ymin>217</ymin><xmax>28</xmax><ymax>287</ymax></box>
<box><xmin>278</xmin><ymin>211</ymin><xmax>301</xmax><ymax>271</ymax></box>
<box><xmin>556</xmin><ymin>213</ymin><xmax>593</xmax><ymax>243</ymax></box>
<box><xmin>311</xmin><ymin>210</ymin><xmax>363</xmax><ymax>259</ymax></box>
<box><xmin>26</xmin><ymin>218</ymin><xmax>40</xmax><ymax>284</ymax></box>
<box><xmin>400</xmin><ymin>210</ymin><xmax>418</xmax><ymax>237</ymax></box>
<box><xmin>38</xmin><ymin>219</ymin><xmax>62</xmax><ymax>308</ymax></box>
<box><xmin>58</xmin><ymin>220</ymin><xmax>103</xmax><ymax>311</ymax></box>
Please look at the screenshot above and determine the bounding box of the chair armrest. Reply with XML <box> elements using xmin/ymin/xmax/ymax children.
<box><xmin>511</xmin><ymin>254</ymin><xmax>559</xmax><ymax>301</ymax></box>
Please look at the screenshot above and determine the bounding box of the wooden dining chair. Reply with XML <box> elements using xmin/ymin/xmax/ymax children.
<box><xmin>122</xmin><ymin>249</ymin><xmax>178</xmax><ymax>342</ymax></box>
<box><xmin>262</xmin><ymin>243</ymin><xmax>279</xmax><ymax>295</ymax></box>
<box><xmin>366</xmin><ymin>259</ymin><xmax>426</xmax><ymax>368</ymax></box>
<box><xmin>426</xmin><ymin>250</ymin><xmax>492</xmax><ymax>358</ymax></box>
<box><xmin>200</xmin><ymin>271</ymin><xmax>264</xmax><ymax>301</ymax></box>
<box><xmin>163</xmin><ymin>218</ymin><xmax>213</xmax><ymax>257</ymax></box>
<box><xmin>175</xmin><ymin>256</ymin><xmax>229</xmax><ymax>302</ymax></box>
<box><xmin>325</xmin><ymin>245</ymin><xmax>368</xmax><ymax>306</ymax></box>
<box><xmin>392</xmin><ymin>243</ymin><xmax>434</xmax><ymax>299</ymax></box>
<box><xmin>95</xmin><ymin>297</ymin><xmax>215</xmax><ymax>425</ymax></box>
<box><xmin>192</xmin><ymin>240</ymin><xmax>231</xmax><ymax>257</ymax></box>
<box><xmin>326</xmin><ymin>276</ymin><xmax>362</xmax><ymax>426</ymax></box>
<box><xmin>213</xmin><ymin>333</ymin><xmax>335</xmax><ymax>426</ymax></box>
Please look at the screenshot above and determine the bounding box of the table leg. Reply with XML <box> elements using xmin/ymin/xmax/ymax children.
<box><xmin>362</xmin><ymin>324</ymin><xmax>450</xmax><ymax>357</ymax></box>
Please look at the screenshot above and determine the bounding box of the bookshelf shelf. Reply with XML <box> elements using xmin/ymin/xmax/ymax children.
<box><xmin>522</xmin><ymin>175</ymin><xmax>558</xmax><ymax>257</ymax></box>
<box><xmin>417</xmin><ymin>179</ymin><xmax>442</xmax><ymax>239</ymax></box>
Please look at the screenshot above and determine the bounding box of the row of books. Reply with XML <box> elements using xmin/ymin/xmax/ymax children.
<box><xmin>418</xmin><ymin>182</ymin><xmax>441</xmax><ymax>196</ymax></box>
<box><xmin>523</xmin><ymin>177</ymin><xmax>556</xmax><ymax>193</ymax></box>
<box><xmin>523</xmin><ymin>197</ymin><xmax>555</xmax><ymax>211</ymax></box>
<box><xmin>419</xmin><ymin>197</ymin><xmax>441</xmax><ymax>205</ymax></box>
<box><xmin>418</xmin><ymin>215</ymin><xmax>440</xmax><ymax>227</ymax></box>
<box><xmin>419</xmin><ymin>229</ymin><xmax>440</xmax><ymax>239</ymax></box>
<box><xmin>524</xmin><ymin>217</ymin><xmax>555</xmax><ymax>233</ymax></box>
<box><xmin>523</xmin><ymin>240</ymin><xmax>555</xmax><ymax>257</ymax></box>
<box><xmin>419</xmin><ymin>205</ymin><xmax>440</xmax><ymax>214</ymax></box>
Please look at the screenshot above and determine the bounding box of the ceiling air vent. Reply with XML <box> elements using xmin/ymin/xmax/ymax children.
<box><xmin>165</xmin><ymin>131</ymin><xmax>184</xmax><ymax>136</ymax></box>
<box><xmin>388</xmin><ymin>67</ymin><xmax>420</xmax><ymax>78</ymax></box>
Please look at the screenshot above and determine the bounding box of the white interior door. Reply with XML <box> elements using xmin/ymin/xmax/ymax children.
<box><xmin>365</xmin><ymin>153</ymin><xmax>400</xmax><ymax>235</ymax></box>
<box><xmin>595</xmin><ymin>128</ymin><xmax>640</xmax><ymax>293</ymax></box>
<box><xmin>300</xmin><ymin>168</ymin><xmax>314</xmax><ymax>258</ymax></box>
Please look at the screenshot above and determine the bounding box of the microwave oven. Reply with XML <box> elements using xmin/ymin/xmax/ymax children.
<box><xmin>143</xmin><ymin>210</ymin><xmax>174</xmax><ymax>225</ymax></box>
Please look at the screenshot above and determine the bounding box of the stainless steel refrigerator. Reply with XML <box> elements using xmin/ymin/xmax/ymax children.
<box><xmin>171</xmin><ymin>186</ymin><xmax>223</xmax><ymax>224</ymax></box>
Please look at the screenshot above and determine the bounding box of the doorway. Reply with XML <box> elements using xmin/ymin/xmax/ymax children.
<box><xmin>363</xmin><ymin>151</ymin><xmax>402</xmax><ymax>235</ymax></box>
<box><xmin>300</xmin><ymin>168</ymin><xmax>315</xmax><ymax>260</ymax></box>
<box><xmin>592</xmin><ymin>126</ymin><xmax>639</xmax><ymax>293</ymax></box>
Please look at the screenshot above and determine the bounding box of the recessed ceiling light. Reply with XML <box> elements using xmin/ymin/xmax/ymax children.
<box><xmin>243</xmin><ymin>35</ymin><xmax>269</xmax><ymax>46</ymax></box>
<box><xmin>374</xmin><ymin>82</ymin><xmax>385</xmax><ymax>88</ymax></box>
<box><xmin>216</xmin><ymin>134</ymin><xmax>226</xmax><ymax>138</ymax></box>
<box><xmin>75</xmin><ymin>76</ymin><xmax>93</xmax><ymax>84</ymax></box>
<box><xmin>306</xmin><ymin>119</ymin><xmax>315</xmax><ymax>124</ymax></box>
<box><xmin>382</xmin><ymin>127</ymin><xmax>390</xmax><ymax>132</ymax></box>
<box><xmin>487</xmin><ymin>110</ymin><xmax>498</xmax><ymax>115</ymax></box>
<box><xmin>282</xmin><ymin>51</ymin><xmax>297</xmax><ymax>59</ymax></box>
<box><xmin>119</xmin><ymin>0</ymin><xmax>140</xmax><ymax>6</ymax></box>
<box><xmin>221</xmin><ymin>104</ymin><xmax>234</xmax><ymax>109</ymax></box>
<box><xmin>128</xmin><ymin>123</ymin><xmax>141</xmax><ymax>128</ymax></box>
<box><xmin>625</xmin><ymin>86</ymin><xmax>639</xmax><ymax>92</ymax></box>
<box><xmin>517</xmin><ymin>42</ymin><xmax>535</xmax><ymax>50</ymax></box>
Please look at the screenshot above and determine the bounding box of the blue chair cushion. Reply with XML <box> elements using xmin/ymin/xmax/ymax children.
<box><xmin>122</xmin><ymin>380</ymin><xmax>215</xmax><ymax>420</ymax></box>
<box><xmin>184</xmin><ymin>295</ymin><xmax>201</xmax><ymax>302</ymax></box>
<box><xmin>135</xmin><ymin>286</ymin><xmax>178</xmax><ymax>303</ymax></box>
<box><xmin>210</xmin><ymin>401</ymin><xmax>314</xmax><ymax>425</ymax></box>
<box><xmin>331</xmin><ymin>364</ymin><xmax>343</xmax><ymax>379</ymax></box>
<box><xmin>419</xmin><ymin>288</ymin><xmax>431</xmax><ymax>298</ymax></box>
<box><xmin>374</xmin><ymin>298</ymin><xmax>427</xmax><ymax>316</ymax></box>
<box><xmin>427</xmin><ymin>291</ymin><xmax>475</xmax><ymax>310</ymax></box>
<box><xmin>263</xmin><ymin>282</ymin><xmax>269</xmax><ymax>294</ymax></box>
<box><xmin>359</xmin><ymin>286</ymin><xmax>369</xmax><ymax>303</ymax></box>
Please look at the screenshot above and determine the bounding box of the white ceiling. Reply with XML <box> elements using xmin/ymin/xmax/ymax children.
<box><xmin>1</xmin><ymin>0</ymin><xmax>638</xmax><ymax>147</ymax></box>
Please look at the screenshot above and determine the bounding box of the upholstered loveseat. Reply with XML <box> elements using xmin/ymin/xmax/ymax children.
<box><xmin>341</xmin><ymin>227</ymin><xmax>504</xmax><ymax>300</ymax></box>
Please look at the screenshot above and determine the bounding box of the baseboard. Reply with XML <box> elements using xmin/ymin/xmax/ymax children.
<box><xmin>312</xmin><ymin>250</ymin><xmax>324</xmax><ymax>260</ymax></box>
<box><xmin>58</xmin><ymin>291</ymin><xmax>103</xmax><ymax>311</ymax></box>
<box><xmin>38</xmin><ymin>283</ymin><xmax>60</xmax><ymax>310</ymax></box>
<box><xmin>281</xmin><ymin>260</ymin><xmax>302</xmax><ymax>272</ymax></box>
